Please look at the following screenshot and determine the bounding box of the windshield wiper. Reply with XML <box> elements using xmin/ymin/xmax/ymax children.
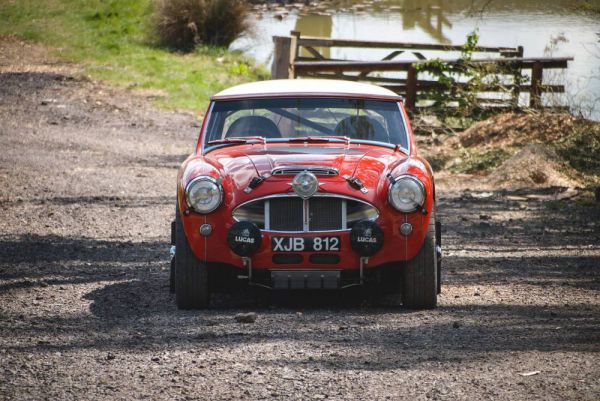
<box><xmin>207</xmin><ymin>136</ymin><xmax>266</xmax><ymax>146</ymax></box>
<box><xmin>288</xmin><ymin>136</ymin><xmax>351</xmax><ymax>145</ymax></box>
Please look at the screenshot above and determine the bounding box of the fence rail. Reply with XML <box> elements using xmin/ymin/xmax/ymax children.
<box><xmin>297</xmin><ymin>35</ymin><xmax>522</xmax><ymax>56</ymax></box>
<box><xmin>272</xmin><ymin>32</ymin><xmax>572</xmax><ymax>111</ymax></box>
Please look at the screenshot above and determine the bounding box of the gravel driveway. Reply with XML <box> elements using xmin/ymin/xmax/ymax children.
<box><xmin>0</xmin><ymin>69</ymin><xmax>599</xmax><ymax>400</ymax></box>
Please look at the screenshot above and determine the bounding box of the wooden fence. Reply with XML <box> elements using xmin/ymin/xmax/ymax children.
<box><xmin>272</xmin><ymin>31</ymin><xmax>572</xmax><ymax>111</ymax></box>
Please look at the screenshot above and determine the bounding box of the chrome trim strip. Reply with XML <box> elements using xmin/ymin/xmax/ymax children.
<box><xmin>264</xmin><ymin>200</ymin><xmax>270</xmax><ymax>230</ymax></box>
<box><xmin>272</xmin><ymin>165</ymin><xmax>339</xmax><ymax>176</ymax></box>
<box><xmin>200</xmin><ymin>102</ymin><xmax>215</xmax><ymax>156</ymax></box>
<box><xmin>397</xmin><ymin>101</ymin><xmax>411</xmax><ymax>155</ymax></box>
<box><xmin>341</xmin><ymin>200</ymin><xmax>347</xmax><ymax>230</ymax></box>
<box><xmin>263</xmin><ymin>228</ymin><xmax>350</xmax><ymax>233</ymax></box>
<box><xmin>302</xmin><ymin>199</ymin><xmax>310</xmax><ymax>231</ymax></box>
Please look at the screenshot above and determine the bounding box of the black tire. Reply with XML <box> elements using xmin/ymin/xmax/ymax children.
<box><xmin>435</xmin><ymin>219</ymin><xmax>442</xmax><ymax>295</ymax></box>
<box><xmin>402</xmin><ymin>215</ymin><xmax>438</xmax><ymax>309</ymax></box>
<box><xmin>169</xmin><ymin>220</ymin><xmax>176</xmax><ymax>294</ymax></box>
<box><xmin>169</xmin><ymin>256</ymin><xmax>176</xmax><ymax>294</ymax></box>
<box><xmin>175</xmin><ymin>203</ymin><xmax>209</xmax><ymax>309</ymax></box>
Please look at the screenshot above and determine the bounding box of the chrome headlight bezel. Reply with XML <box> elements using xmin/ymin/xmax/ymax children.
<box><xmin>184</xmin><ymin>176</ymin><xmax>223</xmax><ymax>214</ymax></box>
<box><xmin>388</xmin><ymin>175</ymin><xmax>426</xmax><ymax>213</ymax></box>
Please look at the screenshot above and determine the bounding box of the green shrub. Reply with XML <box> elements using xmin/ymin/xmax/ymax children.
<box><xmin>555</xmin><ymin>123</ymin><xmax>600</xmax><ymax>177</ymax></box>
<box><xmin>414</xmin><ymin>29</ymin><xmax>526</xmax><ymax>119</ymax></box>
<box><xmin>152</xmin><ymin>0</ymin><xmax>249</xmax><ymax>51</ymax></box>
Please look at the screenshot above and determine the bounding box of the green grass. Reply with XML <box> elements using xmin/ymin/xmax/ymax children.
<box><xmin>0</xmin><ymin>0</ymin><xmax>268</xmax><ymax>112</ymax></box>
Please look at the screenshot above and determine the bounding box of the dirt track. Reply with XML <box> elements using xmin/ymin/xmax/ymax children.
<box><xmin>1</xmin><ymin>58</ymin><xmax>599</xmax><ymax>400</ymax></box>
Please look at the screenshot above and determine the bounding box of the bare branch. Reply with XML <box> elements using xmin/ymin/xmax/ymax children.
<box><xmin>466</xmin><ymin>0</ymin><xmax>495</xmax><ymax>17</ymax></box>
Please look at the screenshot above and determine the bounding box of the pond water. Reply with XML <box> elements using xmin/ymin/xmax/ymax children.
<box><xmin>231</xmin><ymin>0</ymin><xmax>600</xmax><ymax>119</ymax></box>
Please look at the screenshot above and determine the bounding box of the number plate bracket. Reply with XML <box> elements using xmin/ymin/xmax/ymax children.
<box><xmin>271</xmin><ymin>270</ymin><xmax>341</xmax><ymax>290</ymax></box>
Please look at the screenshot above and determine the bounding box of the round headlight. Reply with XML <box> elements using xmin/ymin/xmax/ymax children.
<box><xmin>185</xmin><ymin>176</ymin><xmax>223</xmax><ymax>213</ymax></box>
<box><xmin>388</xmin><ymin>175</ymin><xmax>425</xmax><ymax>212</ymax></box>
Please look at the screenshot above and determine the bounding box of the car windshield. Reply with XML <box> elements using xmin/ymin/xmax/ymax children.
<box><xmin>203</xmin><ymin>97</ymin><xmax>409</xmax><ymax>150</ymax></box>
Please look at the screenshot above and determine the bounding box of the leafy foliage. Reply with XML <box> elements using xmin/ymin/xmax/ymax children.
<box><xmin>555</xmin><ymin>122</ymin><xmax>600</xmax><ymax>177</ymax></box>
<box><xmin>414</xmin><ymin>29</ymin><xmax>526</xmax><ymax>118</ymax></box>
<box><xmin>152</xmin><ymin>0</ymin><xmax>249</xmax><ymax>51</ymax></box>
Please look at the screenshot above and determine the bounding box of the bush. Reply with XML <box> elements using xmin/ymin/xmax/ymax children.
<box><xmin>153</xmin><ymin>0</ymin><xmax>249</xmax><ymax>51</ymax></box>
<box><xmin>555</xmin><ymin>122</ymin><xmax>600</xmax><ymax>177</ymax></box>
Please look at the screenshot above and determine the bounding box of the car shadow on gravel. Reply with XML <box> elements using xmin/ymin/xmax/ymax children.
<box><xmin>438</xmin><ymin>190</ymin><xmax>600</xmax><ymax>248</ymax></box>
<box><xmin>0</xmin><ymin>233</ymin><xmax>167</xmax><ymax>291</ymax></box>
<box><xmin>13</xmin><ymin>276</ymin><xmax>595</xmax><ymax>368</ymax></box>
<box><xmin>3</xmin><ymin>191</ymin><xmax>598</xmax><ymax>367</ymax></box>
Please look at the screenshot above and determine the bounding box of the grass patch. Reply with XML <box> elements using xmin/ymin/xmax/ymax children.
<box><xmin>0</xmin><ymin>0</ymin><xmax>267</xmax><ymax>112</ymax></box>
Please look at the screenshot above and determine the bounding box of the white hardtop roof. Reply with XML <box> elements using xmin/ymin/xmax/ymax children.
<box><xmin>212</xmin><ymin>79</ymin><xmax>402</xmax><ymax>100</ymax></box>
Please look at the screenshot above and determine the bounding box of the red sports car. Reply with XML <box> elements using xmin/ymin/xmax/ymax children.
<box><xmin>171</xmin><ymin>79</ymin><xmax>441</xmax><ymax>309</ymax></box>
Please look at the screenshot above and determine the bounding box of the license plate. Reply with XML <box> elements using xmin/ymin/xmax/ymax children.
<box><xmin>271</xmin><ymin>236</ymin><xmax>341</xmax><ymax>252</ymax></box>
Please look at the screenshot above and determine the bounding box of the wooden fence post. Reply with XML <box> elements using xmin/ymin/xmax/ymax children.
<box><xmin>530</xmin><ymin>61</ymin><xmax>543</xmax><ymax>108</ymax></box>
<box><xmin>406</xmin><ymin>66</ymin><xmax>418</xmax><ymax>110</ymax></box>
<box><xmin>271</xmin><ymin>34</ymin><xmax>299</xmax><ymax>79</ymax></box>
<box><xmin>289</xmin><ymin>31</ymin><xmax>300</xmax><ymax>78</ymax></box>
<box><xmin>512</xmin><ymin>46</ymin><xmax>525</xmax><ymax>108</ymax></box>
<box><xmin>272</xmin><ymin>36</ymin><xmax>292</xmax><ymax>79</ymax></box>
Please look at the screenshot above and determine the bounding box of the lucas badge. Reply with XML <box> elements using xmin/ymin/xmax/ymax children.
<box><xmin>235</xmin><ymin>228</ymin><xmax>254</xmax><ymax>244</ymax></box>
<box><xmin>357</xmin><ymin>228</ymin><xmax>377</xmax><ymax>243</ymax></box>
<box><xmin>227</xmin><ymin>221</ymin><xmax>262</xmax><ymax>257</ymax></box>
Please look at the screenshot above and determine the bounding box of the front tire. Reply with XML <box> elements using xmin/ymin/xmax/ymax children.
<box><xmin>175</xmin><ymin>203</ymin><xmax>209</xmax><ymax>309</ymax></box>
<box><xmin>169</xmin><ymin>256</ymin><xmax>176</xmax><ymax>294</ymax></box>
<box><xmin>169</xmin><ymin>221</ymin><xmax>176</xmax><ymax>294</ymax></box>
<box><xmin>402</xmin><ymin>215</ymin><xmax>438</xmax><ymax>309</ymax></box>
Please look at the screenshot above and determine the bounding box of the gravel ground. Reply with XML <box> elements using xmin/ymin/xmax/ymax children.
<box><xmin>0</xmin><ymin>60</ymin><xmax>599</xmax><ymax>400</ymax></box>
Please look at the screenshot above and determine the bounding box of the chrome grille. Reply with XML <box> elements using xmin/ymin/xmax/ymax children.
<box><xmin>271</xmin><ymin>166</ymin><xmax>338</xmax><ymax>176</ymax></box>
<box><xmin>268</xmin><ymin>198</ymin><xmax>303</xmax><ymax>231</ymax></box>
<box><xmin>233</xmin><ymin>195</ymin><xmax>379</xmax><ymax>233</ymax></box>
<box><xmin>268</xmin><ymin>197</ymin><xmax>345</xmax><ymax>232</ymax></box>
<box><xmin>308</xmin><ymin>197</ymin><xmax>344</xmax><ymax>231</ymax></box>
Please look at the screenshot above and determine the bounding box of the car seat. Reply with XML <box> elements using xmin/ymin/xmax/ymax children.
<box><xmin>334</xmin><ymin>115</ymin><xmax>388</xmax><ymax>142</ymax></box>
<box><xmin>226</xmin><ymin>116</ymin><xmax>282</xmax><ymax>139</ymax></box>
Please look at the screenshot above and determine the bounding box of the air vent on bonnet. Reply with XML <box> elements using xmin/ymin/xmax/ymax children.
<box><xmin>271</xmin><ymin>166</ymin><xmax>338</xmax><ymax>176</ymax></box>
